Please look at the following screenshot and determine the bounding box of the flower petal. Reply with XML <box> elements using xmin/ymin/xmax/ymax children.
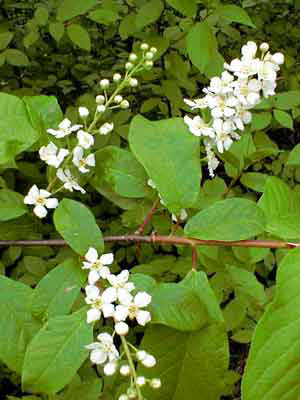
<box><xmin>85</xmin><ymin>247</ymin><xmax>98</xmax><ymax>263</ymax></box>
<box><xmin>33</xmin><ymin>205</ymin><xmax>47</xmax><ymax>218</ymax></box>
<box><xmin>100</xmin><ymin>253</ymin><xmax>114</xmax><ymax>265</ymax></box>
<box><xmin>136</xmin><ymin>310</ymin><xmax>151</xmax><ymax>326</ymax></box>
<box><xmin>90</xmin><ymin>348</ymin><xmax>107</xmax><ymax>364</ymax></box>
<box><xmin>134</xmin><ymin>292</ymin><xmax>152</xmax><ymax>308</ymax></box>
<box><xmin>87</xmin><ymin>308</ymin><xmax>101</xmax><ymax>323</ymax></box>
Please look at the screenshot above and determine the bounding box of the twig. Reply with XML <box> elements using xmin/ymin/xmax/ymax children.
<box><xmin>135</xmin><ymin>199</ymin><xmax>160</xmax><ymax>235</ymax></box>
<box><xmin>0</xmin><ymin>236</ymin><xmax>299</xmax><ymax>249</ymax></box>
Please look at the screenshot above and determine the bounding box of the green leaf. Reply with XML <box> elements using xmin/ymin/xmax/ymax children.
<box><xmin>88</xmin><ymin>9</ymin><xmax>119</xmax><ymax>25</ymax></box>
<box><xmin>0</xmin><ymin>32</ymin><xmax>14</xmax><ymax>50</ymax></box>
<box><xmin>67</xmin><ymin>24</ymin><xmax>91</xmax><ymax>51</ymax></box>
<box><xmin>250</xmin><ymin>112</ymin><xmax>272</xmax><ymax>130</ymax></box>
<box><xmin>4</xmin><ymin>49</ymin><xmax>29</xmax><ymax>66</ymax></box>
<box><xmin>226</xmin><ymin>265</ymin><xmax>266</xmax><ymax>307</ymax></box>
<box><xmin>49</xmin><ymin>22</ymin><xmax>65</xmax><ymax>42</ymax></box>
<box><xmin>273</xmin><ymin>109</ymin><xmax>293</xmax><ymax>129</ymax></box>
<box><xmin>165</xmin><ymin>0</ymin><xmax>197</xmax><ymax>17</ymax></box>
<box><xmin>94</xmin><ymin>146</ymin><xmax>150</xmax><ymax>198</ymax></box>
<box><xmin>0</xmin><ymin>276</ymin><xmax>41</xmax><ymax>373</ymax></box>
<box><xmin>22</xmin><ymin>308</ymin><xmax>93</xmax><ymax>394</ymax></box>
<box><xmin>54</xmin><ymin>199</ymin><xmax>104</xmax><ymax>256</ymax></box>
<box><xmin>135</xmin><ymin>0</ymin><xmax>164</xmax><ymax>30</ymax></box>
<box><xmin>274</xmin><ymin>90</ymin><xmax>300</xmax><ymax>110</ymax></box>
<box><xmin>0</xmin><ymin>93</ymin><xmax>40</xmax><ymax>165</ymax></box>
<box><xmin>23</xmin><ymin>95</ymin><xmax>63</xmax><ymax>131</ymax></box>
<box><xmin>57</xmin><ymin>0</ymin><xmax>98</xmax><ymax>22</ymax></box>
<box><xmin>242</xmin><ymin>250</ymin><xmax>300</xmax><ymax>400</ymax></box>
<box><xmin>34</xmin><ymin>7</ymin><xmax>49</xmax><ymax>25</ymax></box>
<box><xmin>23</xmin><ymin>31</ymin><xmax>40</xmax><ymax>48</ymax></box>
<box><xmin>0</xmin><ymin>189</ymin><xmax>27</xmax><ymax>221</ymax></box>
<box><xmin>240</xmin><ymin>172</ymin><xmax>268</xmax><ymax>192</ymax></box>
<box><xmin>129</xmin><ymin>115</ymin><xmax>201</xmax><ymax>213</ymax></box>
<box><xmin>31</xmin><ymin>258</ymin><xmax>86</xmax><ymax>319</ymax></box>
<box><xmin>185</xmin><ymin>198</ymin><xmax>265</xmax><ymax>241</ymax></box>
<box><xmin>60</xmin><ymin>376</ymin><xmax>102</xmax><ymax>400</ymax></box>
<box><xmin>187</xmin><ymin>21</ymin><xmax>224</xmax><ymax>78</ymax></box>
<box><xmin>287</xmin><ymin>143</ymin><xmax>300</xmax><ymax>166</ymax></box>
<box><xmin>214</xmin><ymin>5</ymin><xmax>255</xmax><ymax>27</ymax></box>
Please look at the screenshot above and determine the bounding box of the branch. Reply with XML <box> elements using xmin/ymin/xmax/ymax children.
<box><xmin>0</xmin><ymin>235</ymin><xmax>299</xmax><ymax>249</ymax></box>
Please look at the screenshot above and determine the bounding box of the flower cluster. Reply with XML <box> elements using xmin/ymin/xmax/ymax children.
<box><xmin>23</xmin><ymin>43</ymin><xmax>158</xmax><ymax>219</ymax></box>
<box><xmin>83</xmin><ymin>247</ymin><xmax>160</xmax><ymax>399</ymax></box>
<box><xmin>184</xmin><ymin>42</ymin><xmax>284</xmax><ymax>177</ymax></box>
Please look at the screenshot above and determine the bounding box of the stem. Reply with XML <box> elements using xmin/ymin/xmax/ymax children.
<box><xmin>1</xmin><ymin>235</ymin><xmax>300</xmax><ymax>249</ymax></box>
<box><xmin>121</xmin><ymin>336</ymin><xmax>143</xmax><ymax>400</ymax></box>
<box><xmin>135</xmin><ymin>199</ymin><xmax>160</xmax><ymax>235</ymax></box>
<box><xmin>191</xmin><ymin>245</ymin><xmax>197</xmax><ymax>271</ymax></box>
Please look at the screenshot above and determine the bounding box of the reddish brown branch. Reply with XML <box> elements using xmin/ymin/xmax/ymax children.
<box><xmin>0</xmin><ymin>236</ymin><xmax>299</xmax><ymax>249</ymax></box>
<box><xmin>135</xmin><ymin>199</ymin><xmax>160</xmax><ymax>235</ymax></box>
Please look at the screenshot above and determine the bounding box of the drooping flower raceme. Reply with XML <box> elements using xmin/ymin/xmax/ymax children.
<box><xmin>82</xmin><ymin>245</ymin><xmax>160</xmax><ymax>398</ymax></box>
<box><xmin>184</xmin><ymin>41</ymin><xmax>284</xmax><ymax>177</ymax></box>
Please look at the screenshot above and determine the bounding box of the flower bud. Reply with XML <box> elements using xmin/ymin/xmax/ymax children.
<box><xmin>118</xmin><ymin>395</ymin><xmax>129</xmax><ymax>400</ymax></box>
<box><xmin>78</xmin><ymin>107</ymin><xmax>89</xmax><ymax>118</ymax></box>
<box><xmin>96</xmin><ymin>95</ymin><xmax>105</xmax><ymax>104</ymax></box>
<box><xmin>144</xmin><ymin>60</ymin><xmax>153</xmax><ymax>70</ymax></box>
<box><xmin>271</xmin><ymin>52</ymin><xmax>284</xmax><ymax>65</ymax></box>
<box><xmin>113</xmin><ymin>73</ymin><xmax>122</xmax><ymax>82</ymax></box>
<box><xmin>127</xmin><ymin>388</ymin><xmax>137</xmax><ymax>399</ymax></box>
<box><xmin>141</xmin><ymin>43</ymin><xmax>149</xmax><ymax>51</ymax></box>
<box><xmin>120</xmin><ymin>364</ymin><xmax>131</xmax><ymax>376</ymax></box>
<box><xmin>142</xmin><ymin>354</ymin><xmax>156</xmax><ymax>368</ymax></box>
<box><xmin>115</xmin><ymin>321</ymin><xmax>129</xmax><ymax>336</ymax></box>
<box><xmin>103</xmin><ymin>362</ymin><xmax>117</xmax><ymax>376</ymax></box>
<box><xmin>120</xmin><ymin>100</ymin><xmax>130</xmax><ymax>109</ymax></box>
<box><xmin>260</xmin><ymin>43</ymin><xmax>269</xmax><ymax>52</ymax></box>
<box><xmin>136</xmin><ymin>376</ymin><xmax>146</xmax><ymax>386</ymax></box>
<box><xmin>136</xmin><ymin>350</ymin><xmax>147</xmax><ymax>361</ymax></box>
<box><xmin>97</xmin><ymin>105</ymin><xmax>106</xmax><ymax>113</ymax></box>
<box><xmin>125</xmin><ymin>62</ymin><xmax>134</xmax><ymax>70</ymax></box>
<box><xmin>129</xmin><ymin>53</ymin><xmax>138</xmax><ymax>62</ymax></box>
<box><xmin>114</xmin><ymin>95</ymin><xmax>123</xmax><ymax>104</ymax></box>
<box><xmin>100</xmin><ymin>79</ymin><xmax>110</xmax><ymax>88</ymax></box>
<box><xmin>129</xmin><ymin>78</ymin><xmax>138</xmax><ymax>87</ymax></box>
<box><xmin>150</xmin><ymin>47</ymin><xmax>157</xmax><ymax>54</ymax></box>
<box><xmin>145</xmin><ymin>51</ymin><xmax>154</xmax><ymax>60</ymax></box>
<box><xmin>150</xmin><ymin>378</ymin><xmax>161</xmax><ymax>389</ymax></box>
<box><xmin>99</xmin><ymin>122</ymin><xmax>114</xmax><ymax>135</ymax></box>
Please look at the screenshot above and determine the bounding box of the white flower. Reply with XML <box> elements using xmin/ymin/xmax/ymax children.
<box><xmin>184</xmin><ymin>115</ymin><xmax>215</xmax><ymax>138</ymax></box>
<box><xmin>145</xmin><ymin>60</ymin><xmax>153</xmax><ymax>69</ymax></box>
<box><xmin>120</xmin><ymin>364</ymin><xmax>130</xmax><ymax>376</ymax></box>
<box><xmin>79</xmin><ymin>107</ymin><xmax>89</xmax><ymax>118</ymax></box>
<box><xmin>141</xmin><ymin>43</ymin><xmax>149</xmax><ymax>51</ymax></box>
<box><xmin>233</xmin><ymin>79</ymin><xmax>261</xmax><ymax>107</ymax></box>
<box><xmin>56</xmin><ymin>168</ymin><xmax>85</xmax><ymax>194</ymax></box>
<box><xmin>104</xmin><ymin>270</ymin><xmax>135</xmax><ymax>305</ymax></box>
<box><xmin>271</xmin><ymin>52</ymin><xmax>284</xmax><ymax>65</ymax></box>
<box><xmin>47</xmin><ymin>118</ymin><xmax>82</xmax><ymax>139</ymax></box>
<box><xmin>85</xmin><ymin>285</ymin><xmax>115</xmax><ymax>323</ymax></box>
<box><xmin>241</xmin><ymin>41</ymin><xmax>257</xmax><ymax>60</ymax></box>
<box><xmin>114</xmin><ymin>95</ymin><xmax>123</xmax><ymax>104</ymax></box>
<box><xmin>86</xmin><ymin>333</ymin><xmax>119</xmax><ymax>364</ymax></box>
<box><xmin>100</xmin><ymin>79</ymin><xmax>110</xmax><ymax>88</ymax></box>
<box><xmin>120</xmin><ymin>100</ymin><xmax>129</xmax><ymax>109</ymax></box>
<box><xmin>119</xmin><ymin>395</ymin><xmax>129</xmax><ymax>400</ymax></box>
<box><xmin>113</xmin><ymin>73</ymin><xmax>122</xmax><ymax>82</ymax></box>
<box><xmin>150</xmin><ymin>47</ymin><xmax>157</xmax><ymax>54</ymax></box>
<box><xmin>226</xmin><ymin>58</ymin><xmax>261</xmax><ymax>79</ymax></box>
<box><xmin>39</xmin><ymin>142</ymin><xmax>69</xmax><ymax>168</ymax></box>
<box><xmin>207</xmin><ymin>71</ymin><xmax>234</xmax><ymax>95</ymax></box>
<box><xmin>257</xmin><ymin>61</ymin><xmax>277</xmax><ymax>82</ymax></box>
<box><xmin>99</xmin><ymin>122</ymin><xmax>114</xmax><ymax>135</ymax></box>
<box><xmin>145</xmin><ymin>51</ymin><xmax>154</xmax><ymax>60</ymax></box>
<box><xmin>82</xmin><ymin>248</ymin><xmax>113</xmax><ymax>284</ymax></box>
<box><xmin>171</xmin><ymin>208</ymin><xmax>187</xmax><ymax>223</ymax></box>
<box><xmin>262</xmin><ymin>79</ymin><xmax>277</xmax><ymax>97</ymax></box>
<box><xmin>213</xmin><ymin>119</ymin><xmax>234</xmax><ymax>153</ymax></box>
<box><xmin>24</xmin><ymin>185</ymin><xmax>58</xmax><ymax>218</ymax></box>
<box><xmin>260</xmin><ymin>43</ymin><xmax>269</xmax><ymax>53</ymax></box>
<box><xmin>136</xmin><ymin>350</ymin><xmax>147</xmax><ymax>362</ymax></box>
<box><xmin>125</xmin><ymin>62</ymin><xmax>133</xmax><ymax>70</ymax></box>
<box><xmin>204</xmin><ymin>140</ymin><xmax>219</xmax><ymax>178</ymax></box>
<box><xmin>209</xmin><ymin>95</ymin><xmax>238</xmax><ymax>119</ymax></box>
<box><xmin>72</xmin><ymin>146</ymin><xmax>95</xmax><ymax>173</ymax></box>
<box><xmin>77</xmin><ymin>130</ymin><xmax>94</xmax><ymax>149</ymax></box>
<box><xmin>184</xmin><ymin>97</ymin><xmax>208</xmax><ymax>110</ymax></box>
<box><xmin>114</xmin><ymin>291</ymin><xmax>151</xmax><ymax>326</ymax></box>
<box><xmin>232</xmin><ymin>107</ymin><xmax>252</xmax><ymax>131</ymax></box>
<box><xmin>104</xmin><ymin>361</ymin><xmax>118</xmax><ymax>376</ymax></box>
<box><xmin>115</xmin><ymin>321</ymin><xmax>129</xmax><ymax>336</ymax></box>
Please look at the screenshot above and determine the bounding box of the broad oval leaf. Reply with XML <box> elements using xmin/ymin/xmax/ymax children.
<box><xmin>185</xmin><ymin>198</ymin><xmax>265</xmax><ymax>241</ymax></box>
<box><xmin>135</xmin><ymin>0</ymin><xmax>164</xmax><ymax>30</ymax></box>
<box><xmin>31</xmin><ymin>258</ymin><xmax>86</xmax><ymax>319</ymax></box>
<box><xmin>0</xmin><ymin>189</ymin><xmax>27</xmax><ymax>221</ymax></box>
<box><xmin>22</xmin><ymin>308</ymin><xmax>93</xmax><ymax>394</ymax></box>
<box><xmin>67</xmin><ymin>24</ymin><xmax>91</xmax><ymax>51</ymax></box>
<box><xmin>214</xmin><ymin>5</ymin><xmax>255</xmax><ymax>27</ymax></box>
<box><xmin>242</xmin><ymin>250</ymin><xmax>300</xmax><ymax>400</ymax></box>
<box><xmin>274</xmin><ymin>90</ymin><xmax>300</xmax><ymax>110</ymax></box>
<box><xmin>54</xmin><ymin>199</ymin><xmax>103</xmax><ymax>256</ymax></box>
<box><xmin>129</xmin><ymin>115</ymin><xmax>201</xmax><ymax>213</ymax></box>
<box><xmin>165</xmin><ymin>0</ymin><xmax>197</xmax><ymax>17</ymax></box>
<box><xmin>94</xmin><ymin>146</ymin><xmax>150</xmax><ymax>198</ymax></box>
<box><xmin>57</xmin><ymin>0</ymin><xmax>98</xmax><ymax>22</ymax></box>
